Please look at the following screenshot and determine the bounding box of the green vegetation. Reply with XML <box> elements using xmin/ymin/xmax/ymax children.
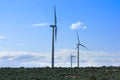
<box><xmin>0</xmin><ymin>66</ymin><xmax>120</xmax><ymax>80</ymax></box>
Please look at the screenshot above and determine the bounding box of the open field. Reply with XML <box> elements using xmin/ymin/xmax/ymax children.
<box><xmin>0</xmin><ymin>66</ymin><xmax>120</xmax><ymax>80</ymax></box>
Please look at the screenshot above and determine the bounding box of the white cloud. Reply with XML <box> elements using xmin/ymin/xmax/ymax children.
<box><xmin>70</xmin><ymin>21</ymin><xmax>87</xmax><ymax>30</ymax></box>
<box><xmin>19</xmin><ymin>43</ymin><xmax>25</xmax><ymax>46</ymax></box>
<box><xmin>32</xmin><ymin>23</ymin><xmax>49</xmax><ymax>27</ymax></box>
<box><xmin>0</xmin><ymin>36</ymin><xmax>5</xmax><ymax>39</ymax></box>
<box><xmin>0</xmin><ymin>49</ymin><xmax>120</xmax><ymax>67</ymax></box>
<box><xmin>82</xmin><ymin>26</ymin><xmax>87</xmax><ymax>30</ymax></box>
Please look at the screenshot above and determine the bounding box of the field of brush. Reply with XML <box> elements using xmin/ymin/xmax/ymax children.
<box><xmin>0</xmin><ymin>66</ymin><xmax>120</xmax><ymax>80</ymax></box>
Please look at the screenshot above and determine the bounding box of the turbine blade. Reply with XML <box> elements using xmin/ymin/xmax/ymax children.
<box><xmin>54</xmin><ymin>5</ymin><xmax>57</xmax><ymax>42</ymax></box>
<box><xmin>79</xmin><ymin>43</ymin><xmax>89</xmax><ymax>50</ymax></box>
<box><xmin>76</xmin><ymin>30</ymin><xmax>80</xmax><ymax>44</ymax></box>
<box><xmin>54</xmin><ymin>6</ymin><xmax>57</xmax><ymax>25</ymax></box>
<box><xmin>55</xmin><ymin>26</ymin><xmax>57</xmax><ymax>41</ymax></box>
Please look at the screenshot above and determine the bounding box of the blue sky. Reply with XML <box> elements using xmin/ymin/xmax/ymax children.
<box><xmin>0</xmin><ymin>0</ymin><xmax>120</xmax><ymax>67</ymax></box>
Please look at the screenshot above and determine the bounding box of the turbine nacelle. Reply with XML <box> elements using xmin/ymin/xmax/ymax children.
<box><xmin>50</xmin><ymin>25</ymin><xmax>56</xmax><ymax>28</ymax></box>
<box><xmin>71</xmin><ymin>55</ymin><xmax>76</xmax><ymax>58</ymax></box>
<box><xmin>76</xmin><ymin>43</ymin><xmax>88</xmax><ymax>50</ymax></box>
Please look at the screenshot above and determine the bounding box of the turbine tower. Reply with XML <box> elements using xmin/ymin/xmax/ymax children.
<box><xmin>76</xmin><ymin>30</ymin><xmax>88</xmax><ymax>67</ymax></box>
<box><xmin>50</xmin><ymin>6</ymin><xmax>57</xmax><ymax>68</ymax></box>
<box><xmin>70</xmin><ymin>54</ymin><xmax>76</xmax><ymax>68</ymax></box>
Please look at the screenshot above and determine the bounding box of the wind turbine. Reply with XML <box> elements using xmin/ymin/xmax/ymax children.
<box><xmin>76</xmin><ymin>30</ymin><xmax>88</xmax><ymax>67</ymax></box>
<box><xmin>50</xmin><ymin>6</ymin><xmax>57</xmax><ymax>68</ymax></box>
<box><xmin>70</xmin><ymin>54</ymin><xmax>76</xmax><ymax>68</ymax></box>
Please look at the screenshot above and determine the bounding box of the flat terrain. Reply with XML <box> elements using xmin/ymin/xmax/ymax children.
<box><xmin>0</xmin><ymin>67</ymin><xmax>120</xmax><ymax>80</ymax></box>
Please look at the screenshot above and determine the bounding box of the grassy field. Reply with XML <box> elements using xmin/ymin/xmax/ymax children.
<box><xmin>0</xmin><ymin>66</ymin><xmax>120</xmax><ymax>80</ymax></box>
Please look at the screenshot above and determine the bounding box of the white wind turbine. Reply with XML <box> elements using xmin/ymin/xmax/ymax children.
<box><xmin>50</xmin><ymin>6</ymin><xmax>57</xmax><ymax>68</ymax></box>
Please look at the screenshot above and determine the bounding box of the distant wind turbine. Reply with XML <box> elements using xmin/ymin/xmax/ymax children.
<box><xmin>76</xmin><ymin>30</ymin><xmax>88</xmax><ymax>67</ymax></box>
<box><xmin>50</xmin><ymin>6</ymin><xmax>57</xmax><ymax>68</ymax></box>
<box><xmin>70</xmin><ymin>54</ymin><xmax>76</xmax><ymax>68</ymax></box>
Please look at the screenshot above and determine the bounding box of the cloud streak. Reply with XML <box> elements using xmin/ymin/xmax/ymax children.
<box><xmin>70</xmin><ymin>21</ymin><xmax>87</xmax><ymax>30</ymax></box>
<box><xmin>32</xmin><ymin>23</ymin><xmax>49</xmax><ymax>27</ymax></box>
<box><xmin>0</xmin><ymin>49</ymin><xmax>120</xmax><ymax>67</ymax></box>
<box><xmin>0</xmin><ymin>36</ymin><xmax>5</xmax><ymax>39</ymax></box>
